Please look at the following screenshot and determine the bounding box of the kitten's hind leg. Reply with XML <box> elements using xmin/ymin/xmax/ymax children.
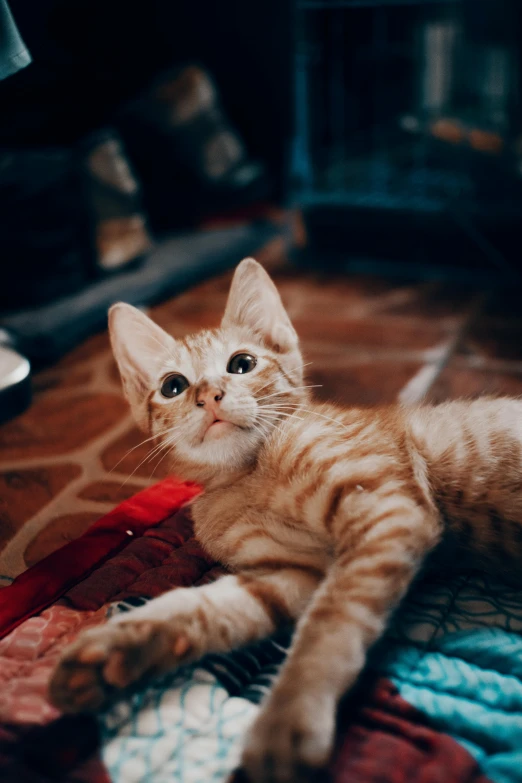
<box><xmin>49</xmin><ymin>569</ymin><xmax>320</xmax><ymax>713</ymax></box>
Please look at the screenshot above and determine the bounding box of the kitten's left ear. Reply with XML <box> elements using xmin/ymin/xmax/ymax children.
<box><xmin>109</xmin><ymin>303</ymin><xmax>177</xmax><ymax>431</ymax></box>
<box><xmin>221</xmin><ymin>258</ymin><xmax>298</xmax><ymax>352</ymax></box>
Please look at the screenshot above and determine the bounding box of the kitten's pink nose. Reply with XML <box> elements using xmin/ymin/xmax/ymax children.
<box><xmin>196</xmin><ymin>385</ymin><xmax>225</xmax><ymax>408</ymax></box>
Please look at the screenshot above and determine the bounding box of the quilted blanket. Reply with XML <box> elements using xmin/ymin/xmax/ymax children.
<box><xmin>0</xmin><ymin>479</ymin><xmax>521</xmax><ymax>783</ymax></box>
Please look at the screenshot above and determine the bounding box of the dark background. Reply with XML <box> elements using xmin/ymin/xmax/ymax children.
<box><xmin>3</xmin><ymin>0</ymin><xmax>522</xmax><ymax>327</ymax></box>
<box><xmin>1</xmin><ymin>0</ymin><xmax>293</xmax><ymax>195</ymax></box>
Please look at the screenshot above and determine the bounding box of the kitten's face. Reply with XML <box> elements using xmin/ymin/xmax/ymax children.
<box><xmin>109</xmin><ymin>259</ymin><xmax>305</xmax><ymax>478</ymax></box>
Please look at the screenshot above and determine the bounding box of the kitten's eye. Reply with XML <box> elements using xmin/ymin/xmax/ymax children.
<box><xmin>160</xmin><ymin>373</ymin><xmax>189</xmax><ymax>398</ymax></box>
<box><xmin>227</xmin><ymin>353</ymin><xmax>257</xmax><ymax>374</ymax></box>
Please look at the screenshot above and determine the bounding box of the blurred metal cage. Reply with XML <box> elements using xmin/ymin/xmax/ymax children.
<box><xmin>291</xmin><ymin>0</ymin><xmax>522</xmax><ymax>278</ymax></box>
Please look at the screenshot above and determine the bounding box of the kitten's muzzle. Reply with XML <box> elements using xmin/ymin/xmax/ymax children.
<box><xmin>196</xmin><ymin>384</ymin><xmax>225</xmax><ymax>408</ymax></box>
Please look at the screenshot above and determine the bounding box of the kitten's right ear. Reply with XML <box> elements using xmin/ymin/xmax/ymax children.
<box><xmin>108</xmin><ymin>303</ymin><xmax>177</xmax><ymax>431</ymax></box>
<box><xmin>222</xmin><ymin>258</ymin><xmax>298</xmax><ymax>352</ymax></box>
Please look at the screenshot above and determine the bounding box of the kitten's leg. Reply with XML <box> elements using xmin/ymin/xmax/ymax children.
<box><xmin>49</xmin><ymin>568</ymin><xmax>320</xmax><ymax>713</ymax></box>
<box><xmin>241</xmin><ymin>500</ymin><xmax>441</xmax><ymax>783</ymax></box>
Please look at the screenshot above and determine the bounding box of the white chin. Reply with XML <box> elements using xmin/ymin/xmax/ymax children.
<box><xmin>204</xmin><ymin>421</ymin><xmax>237</xmax><ymax>441</ymax></box>
<box><xmin>178</xmin><ymin>424</ymin><xmax>260</xmax><ymax>470</ymax></box>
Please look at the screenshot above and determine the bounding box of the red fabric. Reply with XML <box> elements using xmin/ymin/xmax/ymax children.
<box><xmin>0</xmin><ymin>478</ymin><xmax>201</xmax><ymax>640</ymax></box>
<box><xmin>329</xmin><ymin>678</ymin><xmax>490</xmax><ymax>783</ymax></box>
<box><xmin>63</xmin><ymin>525</ymin><xmax>217</xmax><ymax>612</ymax></box>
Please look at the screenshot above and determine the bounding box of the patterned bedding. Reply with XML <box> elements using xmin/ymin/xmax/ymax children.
<box><xmin>100</xmin><ymin>572</ymin><xmax>522</xmax><ymax>783</ymax></box>
<box><xmin>0</xmin><ymin>480</ymin><xmax>521</xmax><ymax>783</ymax></box>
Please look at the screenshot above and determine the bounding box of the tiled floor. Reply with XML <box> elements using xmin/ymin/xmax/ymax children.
<box><xmin>0</xmin><ymin>252</ymin><xmax>521</xmax><ymax>583</ymax></box>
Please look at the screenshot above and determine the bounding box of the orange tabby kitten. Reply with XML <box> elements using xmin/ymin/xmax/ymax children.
<box><xmin>50</xmin><ymin>259</ymin><xmax>522</xmax><ymax>783</ymax></box>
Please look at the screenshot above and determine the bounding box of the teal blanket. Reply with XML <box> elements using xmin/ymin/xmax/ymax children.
<box><xmin>374</xmin><ymin>572</ymin><xmax>522</xmax><ymax>783</ymax></box>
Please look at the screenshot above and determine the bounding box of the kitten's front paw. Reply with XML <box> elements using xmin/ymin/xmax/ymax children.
<box><xmin>240</xmin><ymin>693</ymin><xmax>335</xmax><ymax>783</ymax></box>
<box><xmin>49</xmin><ymin>619</ymin><xmax>193</xmax><ymax>713</ymax></box>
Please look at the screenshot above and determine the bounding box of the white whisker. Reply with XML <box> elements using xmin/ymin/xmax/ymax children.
<box><xmin>148</xmin><ymin>433</ymin><xmax>186</xmax><ymax>480</ymax></box>
<box><xmin>259</xmin><ymin>403</ymin><xmax>305</xmax><ymax>410</ymax></box>
<box><xmin>258</xmin><ymin>403</ymin><xmax>351</xmax><ymax>433</ymax></box>
<box><xmin>297</xmin><ymin>408</ymin><xmax>350</xmax><ymax>431</ymax></box>
<box><xmin>108</xmin><ymin>424</ymin><xmax>181</xmax><ymax>474</ymax></box>
<box><xmin>253</xmin><ymin>361</ymin><xmax>314</xmax><ymax>396</ymax></box>
<box><xmin>119</xmin><ymin>431</ymin><xmax>183</xmax><ymax>487</ymax></box>
<box><xmin>257</xmin><ymin>385</ymin><xmax>322</xmax><ymax>403</ymax></box>
<box><xmin>250</xmin><ymin>420</ymin><xmax>271</xmax><ymax>439</ymax></box>
<box><xmin>256</xmin><ymin>411</ymin><xmax>305</xmax><ymax>423</ymax></box>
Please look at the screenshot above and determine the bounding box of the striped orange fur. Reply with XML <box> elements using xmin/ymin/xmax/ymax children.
<box><xmin>50</xmin><ymin>258</ymin><xmax>522</xmax><ymax>783</ymax></box>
